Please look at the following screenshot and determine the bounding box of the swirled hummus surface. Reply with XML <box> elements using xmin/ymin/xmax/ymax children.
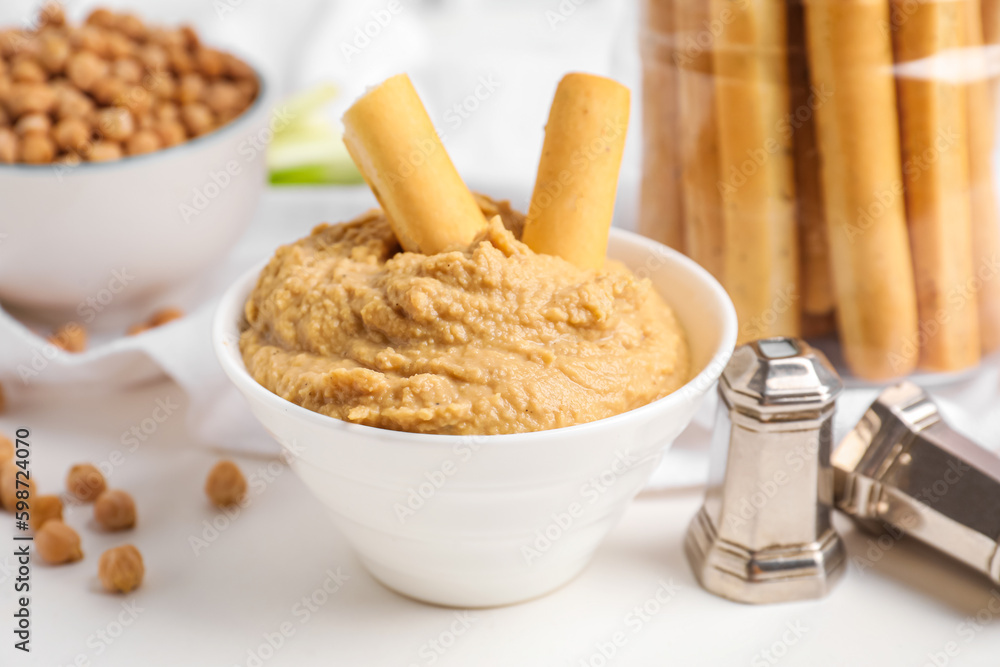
<box><xmin>240</xmin><ymin>201</ymin><xmax>690</xmax><ymax>435</ymax></box>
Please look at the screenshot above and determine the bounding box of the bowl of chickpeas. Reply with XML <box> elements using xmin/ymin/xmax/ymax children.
<box><xmin>0</xmin><ymin>4</ymin><xmax>270</xmax><ymax>310</ymax></box>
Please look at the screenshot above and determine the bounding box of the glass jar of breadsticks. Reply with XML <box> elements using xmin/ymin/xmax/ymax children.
<box><xmin>639</xmin><ymin>0</ymin><xmax>1000</xmax><ymax>381</ymax></box>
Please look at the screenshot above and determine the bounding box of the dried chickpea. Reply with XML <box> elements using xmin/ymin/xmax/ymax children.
<box><xmin>6</xmin><ymin>82</ymin><xmax>56</xmax><ymax>116</ymax></box>
<box><xmin>224</xmin><ymin>53</ymin><xmax>255</xmax><ymax>80</ymax></box>
<box><xmin>1</xmin><ymin>459</ymin><xmax>35</xmax><ymax>512</ymax></box>
<box><xmin>205</xmin><ymin>81</ymin><xmax>242</xmax><ymax>115</ymax></box>
<box><xmin>0</xmin><ymin>30</ymin><xmax>25</xmax><ymax>58</ymax></box>
<box><xmin>49</xmin><ymin>322</ymin><xmax>87</xmax><ymax>352</ymax></box>
<box><xmin>10</xmin><ymin>57</ymin><xmax>46</xmax><ymax>84</ymax></box>
<box><xmin>146</xmin><ymin>70</ymin><xmax>176</xmax><ymax>99</ymax></box>
<box><xmin>0</xmin><ymin>106</ymin><xmax>8</xmax><ymax>127</ymax></box>
<box><xmin>149</xmin><ymin>307</ymin><xmax>184</xmax><ymax>326</ymax></box>
<box><xmin>87</xmin><ymin>140</ymin><xmax>121</xmax><ymax>162</ymax></box>
<box><xmin>0</xmin><ymin>128</ymin><xmax>17</xmax><ymax>163</ymax></box>
<box><xmin>86</xmin><ymin>8</ymin><xmax>117</xmax><ymax>28</ymax></box>
<box><xmin>38</xmin><ymin>2</ymin><xmax>66</xmax><ymax>28</ymax></box>
<box><xmin>95</xmin><ymin>106</ymin><xmax>133</xmax><ymax>141</ymax></box>
<box><xmin>66</xmin><ymin>51</ymin><xmax>108</xmax><ymax>91</ymax></box>
<box><xmin>119</xmin><ymin>85</ymin><xmax>151</xmax><ymax>116</ymax></box>
<box><xmin>91</xmin><ymin>76</ymin><xmax>126</xmax><ymax>106</ymax></box>
<box><xmin>205</xmin><ymin>460</ymin><xmax>246</xmax><ymax>508</ymax></box>
<box><xmin>35</xmin><ymin>520</ymin><xmax>83</xmax><ymax>564</ymax></box>
<box><xmin>112</xmin><ymin>57</ymin><xmax>141</xmax><ymax>84</ymax></box>
<box><xmin>94</xmin><ymin>489</ymin><xmax>136</xmax><ymax>530</ymax></box>
<box><xmin>235</xmin><ymin>78</ymin><xmax>258</xmax><ymax>101</ymax></box>
<box><xmin>106</xmin><ymin>31</ymin><xmax>135</xmax><ymax>59</ymax></box>
<box><xmin>30</xmin><ymin>494</ymin><xmax>63</xmax><ymax>531</ymax></box>
<box><xmin>54</xmin><ymin>86</ymin><xmax>94</xmax><ymax>119</ymax></box>
<box><xmin>55</xmin><ymin>152</ymin><xmax>82</xmax><ymax>168</ymax></box>
<box><xmin>99</xmin><ymin>545</ymin><xmax>144</xmax><ymax>593</ymax></box>
<box><xmin>154</xmin><ymin>120</ymin><xmax>186</xmax><ymax>147</ymax></box>
<box><xmin>19</xmin><ymin>132</ymin><xmax>54</xmax><ymax>163</ymax></box>
<box><xmin>0</xmin><ymin>382</ymin><xmax>6</xmax><ymax>414</ymax></box>
<box><xmin>195</xmin><ymin>48</ymin><xmax>225</xmax><ymax>78</ymax></box>
<box><xmin>137</xmin><ymin>43</ymin><xmax>168</xmax><ymax>71</ymax></box>
<box><xmin>153</xmin><ymin>100</ymin><xmax>178</xmax><ymax>122</ymax></box>
<box><xmin>0</xmin><ymin>435</ymin><xmax>12</xmax><ymax>463</ymax></box>
<box><xmin>117</xmin><ymin>14</ymin><xmax>147</xmax><ymax>41</ymax></box>
<box><xmin>180</xmin><ymin>102</ymin><xmax>213</xmax><ymax>136</ymax></box>
<box><xmin>53</xmin><ymin>116</ymin><xmax>91</xmax><ymax>152</ymax></box>
<box><xmin>166</xmin><ymin>44</ymin><xmax>194</xmax><ymax>74</ymax></box>
<box><xmin>76</xmin><ymin>25</ymin><xmax>111</xmax><ymax>58</ymax></box>
<box><xmin>14</xmin><ymin>112</ymin><xmax>51</xmax><ymax>136</ymax></box>
<box><xmin>176</xmin><ymin>72</ymin><xmax>205</xmax><ymax>104</ymax></box>
<box><xmin>66</xmin><ymin>463</ymin><xmax>105</xmax><ymax>502</ymax></box>
<box><xmin>180</xmin><ymin>25</ymin><xmax>200</xmax><ymax>48</ymax></box>
<box><xmin>125</xmin><ymin>129</ymin><xmax>160</xmax><ymax>156</ymax></box>
<box><xmin>38</xmin><ymin>32</ymin><xmax>70</xmax><ymax>73</ymax></box>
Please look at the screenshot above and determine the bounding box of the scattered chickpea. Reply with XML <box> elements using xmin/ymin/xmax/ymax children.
<box><xmin>66</xmin><ymin>462</ymin><xmax>106</xmax><ymax>502</ymax></box>
<box><xmin>94</xmin><ymin>489</ymin><xmax>137</xmax><ymax>530</ymax></box>
<box><xmin>35</xmin><ymin>520</ymin><xmax>83</xmax><ymax>565</ymax></box>
<box><xmin>87</xmin><ymin>139</ymin><xmax>122</xmax><ymax>162</ymax></box>
<box><xmin>125</xmin><ymin>129</ymin><xmax>160</xmax><ymax>156</ymax></box>
<box><xmin>99</xmin><ymin>545</ymin><xmax>144</xmax><ymax>593</ymax></box>
<box><xmin>30</xmin><ymin>494</ymin><xmax>63</xmax><ymax>531</ymax></box>
<box><xmin>205</xmin><ymin>460</ymin><xmax>247</xmax><ymax>508</ymax></box>
<box><xmin>0</xmin><ymin>127</ymin><xmax>17</xmax><ymax>162</ymax></box>
<box><xmin>14</xmin><ymin>112</ymin><xmax>50</xmax><ymax>136</ymax></box>
<box><xmin>53</xmin><ymin>116</ymin><xmax>91</xmax><ymax>152</ymax></box>
<box><xmin>128</xmin><ymin>306</ymin><xmax>183</xmax><ymax>334</ymax></box>
<box><xmin>49</xmin><ymin>321</ymin><xmax>87</xmax><ymax>352</ymax></box>
<box><xmin>95</xmin><ymin>106</ymin><xmax>133</xmax><ymax>141</ymax></box>
<box><xmin>19</xmin><ymin>132</ymin><xmax>54</xmax><ymax>163</ymax></box>
<box><xmin>180</xmin><ymin>102</ymin><xmax>213</xmax><ymax>136</ymax></box>
<box><xmin>1</xmin><ymin>459</ymin><xmax>35</xmax><ymax>512</ymax></box>
<box><xmin>65</xmin><ymin>51</ymin><xmax>108</xmax><ymax>91</ymax></box>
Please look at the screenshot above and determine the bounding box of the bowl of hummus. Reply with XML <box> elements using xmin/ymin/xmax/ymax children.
<box><xmin>214</xmin><ymin>201</ymin><xmax>737</xmax><ymax>607</ymax></box>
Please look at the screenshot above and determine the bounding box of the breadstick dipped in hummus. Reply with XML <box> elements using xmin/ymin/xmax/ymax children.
<box><xmin>342</xmin><ymin>74</ymin><xmax>487</xmax><ymax>254</ymax></box>
<box><xmin>961</xmin><ymin>0</ymin><xmax>1000</xmax><ymax>354</ymax></box>
<box><xmin>711</xmin><ymin>0</ymin><xmax>799</xmax><ymax>343</ymax></box>
<box><xmin>805</xmin><ymin>0</ymin><xmax>919</xmax><ymax>379</ymax></box>
<box><xmin>522</xmin><ymin>73</ymin><xmax>630</xmax><ymax>270</ymax></box>
<box><xmin>892</xmin><ymin>0</ymin><xmax>980</xmax><ymax>371</ymax></box>
<box><xmin>639</xmin><ymin>0</ymin><xmax>685</xmax><ymax>251</ymax></box>
<box><xmin>674</xmin><ymin>0</ymin><xmax>724</xmax><ymax>280</ymax></box>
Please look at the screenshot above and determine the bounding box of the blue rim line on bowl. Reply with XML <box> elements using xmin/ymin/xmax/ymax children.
<box><xmin>214</xmin><ymin>227</ymin><xmax>739</xmax><ymax>446</ymax></box>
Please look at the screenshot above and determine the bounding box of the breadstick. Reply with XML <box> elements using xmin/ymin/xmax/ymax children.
<box><xmin>788</xmin><ymin>0</ymin><xmax>834</xmax><ymax>318</ymax></box>
<box><xmin>674</xmin><ymin>0</ymin><xmax>724</xmax><ymax>280</ymax></box>
<box><xmin>639</xmin><ymin>0</ymin><xmax>684</xmax><ymax>251</ymax></box>
<box><xmin>892</xmin><ymin>0</ymin><xmax>980</xmax><ymax>372</ymax></box>
<box><xmin>522</xmin><ymin>73</ymin><xmax>630</xmax><ymax>270</ymax></box>
<box><xmin>711</xmin><ymin>0</ymin><xmax>800</xmax><ymax>343</ymax></box>
<box><xmin>963</xmin><ymin>0</ymin><xmax>1000</xmax><ymax>354</ymax></box>
<box><xmin>804</xmin><ymin>0</ymin><xmax>919</xmax><ymax>379</ymax></box>
<box><xmin>342</xmin><ymin>74</ymin><xmax>487</xmax><ymax>254</ymax></box>
<box><xmin>983</xmin><ymin>0</ymin><xmax>1000</xmax><ymax>105</ymax></box>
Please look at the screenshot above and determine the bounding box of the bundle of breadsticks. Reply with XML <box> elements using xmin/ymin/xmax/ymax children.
<box><xmin>641</xmin><ymin>0</ymin><xmax>1000</xmax><ymax>380</ymax></box>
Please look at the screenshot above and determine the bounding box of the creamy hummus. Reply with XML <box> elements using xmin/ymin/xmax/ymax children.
<box><xmin>240</xmin><ymin>200</ymin><xmax>690</xmax><ymax>435</ymax></box>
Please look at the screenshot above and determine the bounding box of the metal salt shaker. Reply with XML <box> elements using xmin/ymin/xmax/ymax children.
<box><xmin>834</xmin><ymin>382</ymin><xmax>1000</xmax><ymax>583</ymax></box>
<box><xmin>685</xmin><ymin>337</ymin><xmax>846</xmax><ymax>604</ymax></box>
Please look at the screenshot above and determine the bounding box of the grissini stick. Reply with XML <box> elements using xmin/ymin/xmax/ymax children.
<box><xmin>522</xmin><ymin>73</ymin><xmax>630</xmax><ymax>270</ymax></box>
<box><xmin>342</xmin><ymin>74</ymin><xmax>487</xmax><ymax>254</ymax></box>
<box><xmin>962</xmin><ymin>0</ymin><xmax>1000</xmax><ymax>354</ymax></box>
<box><xmin>805</xmin><ymin>0</ymin><xmax>919</xmax><ymax>379</ymax></box>
<box><xmin>711</xmin><ymin>0</ymin><xmax>800</xmax><ymax>343</ymax></box>
<box><xmin>983</xmin><ymin>0</ymin><xmax>1000</xmax><ymax>104</ymax></box>
<box><xmin>892</xmin><ymin>0</ymin><xmax>980</xmax><ymax>372</ymax></box>
<box><xmin>674</xmin><ymin>0</ymin><xmax>724</xmax><ymax>280</ymax></box>
<box><xmin>639</xmin><ymin>0</ymin><xmax>685</xmax><ymax>251</ymax></box>
<box><xmin>788</xmin><ymin>0</ymin><xmax>834</xmax><ymax>318</ymax></box>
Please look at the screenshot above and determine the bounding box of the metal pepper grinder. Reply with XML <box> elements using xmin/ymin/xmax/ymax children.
<box><xmin>685</xmin><ymin>337</ymin><xmax>846</xmax><ymax>604</ymax></box>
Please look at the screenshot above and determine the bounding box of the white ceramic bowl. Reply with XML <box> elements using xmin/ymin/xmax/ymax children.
<box><xmin>214</xmin><ymin>228</ymin><xmax>737</xmax><ymax>607</ymax></box>
<box><xmin>0</xmin><ymin>72</ymin><xmax>270</xmax><ymax>310</ymax></box>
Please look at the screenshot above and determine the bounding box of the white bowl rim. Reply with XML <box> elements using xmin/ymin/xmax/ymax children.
<box><xmin>213</xmin><ymin>226</ymin><xmax>738</xmax><ymax>445</ymax></box>
<box><xmin>0</xmin><ymin>62</ymin><xmax>270</xmax><ymax>174</ymax></box>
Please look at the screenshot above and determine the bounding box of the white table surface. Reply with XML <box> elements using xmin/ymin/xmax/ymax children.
<box><xmin>2</xmin><ymin>379</ymin><xmax>1000</xmax><ymax>667</ymax></box>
